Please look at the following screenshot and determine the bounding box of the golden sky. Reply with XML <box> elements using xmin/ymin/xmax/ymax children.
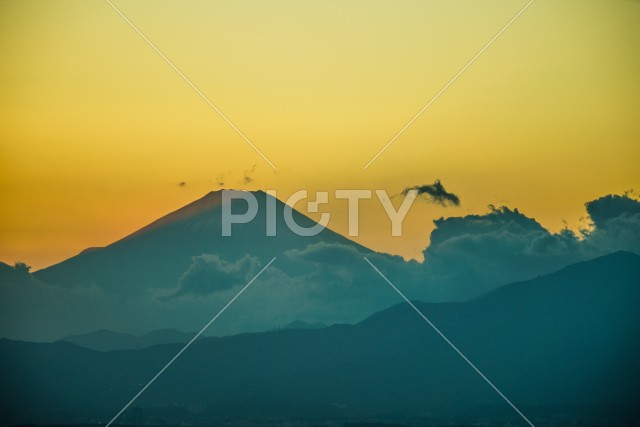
<box><xmin>1</xmin><ymin>0</ymin><xmax>639</xmax><ymax>269</ymax></box>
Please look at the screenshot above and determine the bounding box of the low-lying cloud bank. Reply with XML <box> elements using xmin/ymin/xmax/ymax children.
<box><xmin>168</xmin><ymin>193</ymin><xmax>640</xmax><ymax>303</ymax></box>
<box><xmin>1</xmin><ymin>193</ymin><xmax>639</xmax><ymax>341</ymax></box>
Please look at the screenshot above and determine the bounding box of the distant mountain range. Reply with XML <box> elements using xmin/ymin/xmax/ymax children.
<box><xmin>58</xmin><ymin>328</ymin><xmax>196</xmax><ymax>352</ymax></box>
<box><xmin>60</xmin><ymin>321</ymin><xmax>328</xmax><ymax>352</ymax></box>
<box><xmin>2</xmin><ymin>251</ymin><xmax>639</xmax><ymax>425</ymax></box>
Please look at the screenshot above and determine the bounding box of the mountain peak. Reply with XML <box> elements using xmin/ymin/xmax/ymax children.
<box><xmin>202</xmin><ymin>189</ymin><xmax>266</xmax><ymax>199</ymax></box>
<box><xmin>121</xmin><ymin>189</ymin><xmax>269</xmax><ymax>242</ymax></box>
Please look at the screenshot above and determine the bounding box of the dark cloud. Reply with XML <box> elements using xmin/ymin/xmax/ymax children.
<box><xmin>585</xmin><ymin>193</ymin><xmax>640</xmax><ymax>229</ymax></box>
<box><xmin>582</xmin><ymin>194</ymin><xmax>640</xmax><ymax>255</ymax></box>
<box><xmin>402</xmin><ymin>180</ymin><xmax>460</xmax><ymax>206</ymax></box>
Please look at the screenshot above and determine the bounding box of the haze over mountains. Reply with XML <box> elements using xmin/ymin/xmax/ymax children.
<box><xmin>1</xmin><ymin>251</ymin><xmax>639</xmax><ymax>424</ymax></box>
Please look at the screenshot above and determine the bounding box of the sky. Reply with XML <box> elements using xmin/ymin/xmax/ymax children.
<box><xmin>1</xmin><ymin>0</ymin><xmax>639</xmax><ymax>269</ymax></box>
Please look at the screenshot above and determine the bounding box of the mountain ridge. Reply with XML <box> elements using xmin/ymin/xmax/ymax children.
<box><xmin>58</xmin><ymin>328</ymin><xmax>196</xmax><ymax>352</ymax></box>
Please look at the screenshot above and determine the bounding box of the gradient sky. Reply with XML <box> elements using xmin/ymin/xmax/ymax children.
<box><xmin>1</xmin><ymin>0</ymin><xmax>639</xmax><ymax>269</ymax></box>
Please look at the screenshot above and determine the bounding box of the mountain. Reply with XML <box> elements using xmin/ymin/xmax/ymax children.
<box><xmin>34</xmin><ymin>190</ymin><xmax>371</xmax><ymax>295</ymax></box>
<box><xmin>59</xmin><ymin>322</ymin><xmax>328</xmax><ymax>352</ymax></box>
<box><xmin>2</xmin><ymin>251</ymin><xmax>638</xmax><ymax>425</ymax></box>
<box><xmin>59</xmin><ymin>328</ymin><xmax>195</xmax><ymax>352</ymax></box>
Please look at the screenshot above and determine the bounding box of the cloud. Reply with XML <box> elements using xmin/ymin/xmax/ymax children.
<box><xmin>402</xmin><ymin>180</ymin><xmax>460</xmax><ymax>206</ymax></box>
<box><xmin>165</xmin><ymin>254</ymin><xmax>261</xmax><ymax>299</ymax></box>
<box><xmin>582</xmin><ymin>194</ymin><xmax>640</xmax><ymax>255</ymax></box>
<box><xmin>283</xmin><ymin>242</ymin><xmax>379</xmax><ymax>298</ymax></box>
<box><xmin>419</xmin><ymin>206</ymin><xmax>584</xmax><ymax>299</ymax></box>
<box><xmin>415</xmin><ymin>194</ymin><xmax>640</xmax><ymax>300</ymax></box>
<box><xmin>286</xmin><ymin>241</ymin><xmax>363</xmax><ymax>265</ymax></box>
